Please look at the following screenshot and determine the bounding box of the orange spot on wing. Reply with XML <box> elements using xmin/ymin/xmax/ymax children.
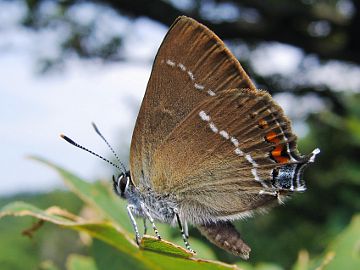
<box><xmin>271</xmin><ymin>145</ymin><xmax>290</xmax><ymax>163</ymax></box>
<box><xmin>266</xmin><ymin>131</ymin><xmax>278</xmax><ymax>142</ymax></box>
<box><xmin>259</xmin><ymin>118</ymin><xmax>291</xmax><ymax>164</ymax></box>
<box><xmin>275</xmin><ymin>156</ymin><xmax>289</xmax><ymax>163</ymax></box>
<box><xmin>272</xmin><ymin>146</ymin><xmax>282</xmax><ymax>156</ymax></box>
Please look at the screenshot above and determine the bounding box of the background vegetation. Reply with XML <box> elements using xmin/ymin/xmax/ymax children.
<box><xmin>0</xmin><ymin>0</ymin><xmax>359</xmax><ymax>269</ymax></box>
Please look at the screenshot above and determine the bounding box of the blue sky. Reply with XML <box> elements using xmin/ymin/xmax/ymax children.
<box><xmin>0</xmin><ymin>2</ymin><xmax>167</xmax><ymax>195</ymax></box>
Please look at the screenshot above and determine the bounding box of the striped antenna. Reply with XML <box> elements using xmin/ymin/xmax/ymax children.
<box><xmin>91</xmin><ymin>122</ymin><xmax>127</xmax><ymax>173</ymax></box>
<box><xmin>60</xmin><ymin>134</ymin><xmax>125</xmax><ymax>174</ymax></box>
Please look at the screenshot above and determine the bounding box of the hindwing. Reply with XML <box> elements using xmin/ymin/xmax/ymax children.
<box><xmin>149</xmin><ymin>89</ymin><xmax>318</xmax><ymax>223</ymax></box>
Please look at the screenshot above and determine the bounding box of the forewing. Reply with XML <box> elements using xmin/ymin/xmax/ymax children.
<box><xmin>130</xmin><ymin>16</ymin><xmax>255</xmax><ymax>188</ymax></box>
<box><xmin>150</xmin><ymin>89</ymin><xmax>313</xmax><ymax>223</ymax></box>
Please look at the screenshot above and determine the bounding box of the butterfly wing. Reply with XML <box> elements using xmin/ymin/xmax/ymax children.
<box><xmin>130</xmin><ymin>16</ymin><xmax>256</xmax><ymax>188</ymax></box>
<box><xmin>149</xmin><ymin>88</ymin><xmax>319</xmax><ymax>224</ymax></box>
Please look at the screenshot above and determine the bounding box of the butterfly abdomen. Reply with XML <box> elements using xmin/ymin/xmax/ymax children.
<box><xmin>197</xmin><ymin>221</ymin><xmax>251</xmax><ymax>259</ymax></box>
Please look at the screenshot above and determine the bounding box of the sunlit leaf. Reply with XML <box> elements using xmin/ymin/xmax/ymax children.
<box><xmin>140</xmin><ymin>235</ymin><xmax>192</xmax><ymax>258</ymax></box>
<box><xmin>30</xmin><ymin>156</ymin><xmax>133</xmax><ymax>233</ymax></box>
<box><xmin>0</xmin><ymin>201</ymin><xmax>241</xmax><ymax>269</ymax></box>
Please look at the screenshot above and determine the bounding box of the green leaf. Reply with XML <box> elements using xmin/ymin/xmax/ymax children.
<box><xmin>140</xmin><ymin>235</ymin><xmax>192</xmax><ymax>258</ymax></box>
<box><xmin>30</xmin><ymin>156</ymin><xmax>133</xmax><ymax>233</ymax></box>
<box><xmin>0</xmin><ymin>201</ymin><xmax>137</xmax><ymax>254</ymax></box>
<box><xmin>297</xmin><ymin>214</ymin><xmax>360</xmax><ymax>270</ymax></box>
<box><xmin>66</xmin><ymin>254</ymin><xmax>97</xmax><ymax>270</ymax></box>
<box><xmin>320</xmin><ymin>214</ymin><xmax>360</xmax><ymax>270</ymax></box>
<box><xmin>0</xmin><ymin>201</ymin><xmax>240</xmax><ymax>269</ymax></box>
<box><xmin>92</xmin><ymin>239</ymin><xmax>149</xmax><ymax>270</ymax></box>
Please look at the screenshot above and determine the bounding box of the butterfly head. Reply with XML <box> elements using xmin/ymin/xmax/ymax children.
<box><xmin>113</xmin><ymin>171</ymin><xmax>132</xmax><ymax>198</ymax></box>
<box><xmin>60</xmin><ymin>123</ymin><xmax>132</xmax><ymax>199</ymax></box>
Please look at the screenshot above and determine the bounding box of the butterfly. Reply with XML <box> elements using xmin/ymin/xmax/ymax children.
<box><xmin>62</xmin><ymin>16</ymin><xmax>319</xmax><ymax>259</ymax></box>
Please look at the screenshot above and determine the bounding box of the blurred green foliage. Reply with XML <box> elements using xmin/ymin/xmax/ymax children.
<box><xmin>0</xmin><ymin>191</ymin><xmax>85</xmax><ymax>269</ymax></box>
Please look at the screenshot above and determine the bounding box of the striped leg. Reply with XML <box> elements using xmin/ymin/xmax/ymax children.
<box><xmin>174</xmin><ymin>209</ymin><xmax>195</xmax><ymax>253</ymax></box>
<box><xmin>140</xmin><ymin>203</ymin><xmax>161</xmax><ymax>240</ymax></box>
<box><xmin>184</xmin><ymin>219</ymin><xmax>189</xmax><ymax>239</ymax></box>
<box><xmin>127</xmin><ymin>204</ymin><xmax>140</xmax><ymax>244</ymax></box>
<box><xmin>143</xmin><ymin>218</ymin><xmax>148</xmax><ymax>235</ymax></box>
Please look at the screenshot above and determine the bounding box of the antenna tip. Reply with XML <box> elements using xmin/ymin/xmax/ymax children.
<box><xmin>60</xmin><ymin>134</ymin><xmax>76</xmax><ymax>145</ymax></box>
<box><xmin>91</xmin><ymin>122</ymin><xmax>100</xmax><ymax>133</ymax></box>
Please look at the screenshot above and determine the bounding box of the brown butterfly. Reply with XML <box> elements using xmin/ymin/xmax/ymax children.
<box><xmin>62</xmin><ymin>16</ymin><xmax>320</xmax><ymax>259</ymax></box>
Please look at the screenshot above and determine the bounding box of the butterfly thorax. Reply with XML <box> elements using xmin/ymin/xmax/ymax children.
<box><xmin>125</xmin><ymin>181</ymin><xmax>178</xmax><ymax>224</ymax></box>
